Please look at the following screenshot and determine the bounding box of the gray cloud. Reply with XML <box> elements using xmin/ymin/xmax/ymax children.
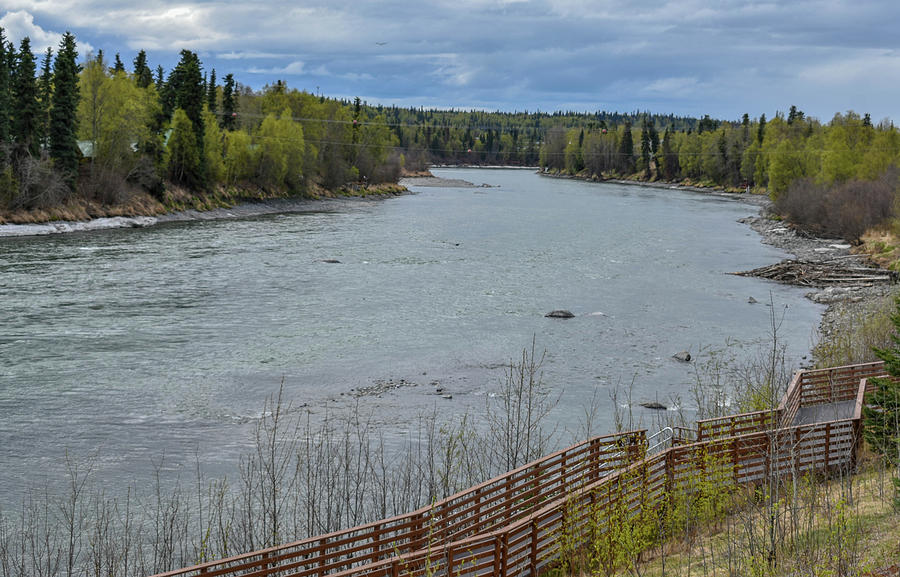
<box><xmin>2</xmin><ymin>1</ymin><xmax>898</xmax><ymax>120</ymax></box>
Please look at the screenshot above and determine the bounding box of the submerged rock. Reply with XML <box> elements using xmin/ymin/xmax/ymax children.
<box><xmin>673</xmin><ymin>351</ymin><xmax>692</xmax><ymax>362</ymax></box>
<box><xmin>640</xmin><ymin>402</ymin><xmax>667</xmax><ymax>411</ymax></box>
<box><xmin>322</xmin><ymin>259</ymin><xmax>341</xmax><ymax>264</ymax></box>
<box><xmin>545</xmin><ymin>310</ymin><xmax>575</xmax><ymax>318</ymax></box>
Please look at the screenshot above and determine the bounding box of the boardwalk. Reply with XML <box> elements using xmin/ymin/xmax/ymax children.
<box><xmin>152</xmin><ymin>361</ymin><xmax>888</xmax><ymax>577</ymax></box>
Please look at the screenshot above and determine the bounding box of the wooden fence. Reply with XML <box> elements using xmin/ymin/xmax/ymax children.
<box><xmin>152</xmin><ymin>431</ymin><xmax>645</xmax><ymax>577</ymax></box>
<box><xmin>150</xmin><ymin>362</ymin><xmax>884</xmax><ymax>577</ymax></box>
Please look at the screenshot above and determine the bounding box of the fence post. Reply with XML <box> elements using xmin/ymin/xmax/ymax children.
<box><xmin>530</xmin><ymin>518</ymin><xmax>539</xmax><ymax>575</ymax></box>
<box><xmin>824</xmin><ymin>422</ymin><xmax>831</xmax><ymax>474</ymax></box>
<box><xmin>501</xmin><ymin>532</ymin><xmax>509</xmax><ymax>576</ymax></box>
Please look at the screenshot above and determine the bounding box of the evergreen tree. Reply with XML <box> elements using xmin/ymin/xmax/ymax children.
<box><xmin>757</xmin><ymin>113</ymin><xmax>766</xmax><ymax>144</ymax></box>
<box><xmin>221</xmin><ymin>73</ymin><xmax>236</xmax><ymax>130</ymax></box>
<box><xmin>166</xmin><ymin>50</ymin><xmax>204</xmax><ymax>145</ymax></box>
<box><xmin>0</xmin><ymin>28</ymin><xmax>10</xmax><ymax>146</ymax></box>
<box><xmin>154</xmin><ymin>64</ymin><xmax>164</xmax><ymax>91</ymax></box>
<box><xmin>37</xmin><ymin>46</ymin><xmax>53</xmax><ymax>148</ymax></box>
<box><xmin>618</xmin><ymin>122</ymin><xmax>634</xmax><ymax>174</ymax></box>
<box><xmin>864</xmin><ymin>297</ymin><xmax>900</xmax><ymax>504</ymax></box>
<box><xmin>639</xmin><ymin>119</ymin><xmax>651</xmax><ymax>176</ymax></box>
<box><xmin>133</xmin><ymin>50</ymin><xmax>153</xmax><ymax>88</ymax></box>
<box><xmin>207</xmin><ymin>68</ymin><xmax>216</xmax><ymax>115</ymax></box>
<box><xmin>113</xmin><ymin>52</ymin><xmax>125</xmax><ymax>74</ymax></box>
<box><xmin>49</xmin><ymin>32</ymin><xmax>81</xmax><ymax>188</ymax></box>
<box><xmin>12</xmin><ymin>37</ymin><xmax>40</xmax><ymax>159</ymax></box>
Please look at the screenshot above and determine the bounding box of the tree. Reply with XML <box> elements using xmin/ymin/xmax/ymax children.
<box><xmin>133</xmin><ymin>50</ymin><xmax>153</xmax><ymax>89</ymax></box>
<box><xmin>12</xmin><ymin>37</ymin><xmax>40</xmax><ymax>159</ymax></box>
<box><xmin>166</xmin><ymin>108</ymin><xmax>202</xmax><ymax>188</ymax></box>
<box><xmin>112</xmin><ymin>53</ymin><xmax>125</xmax><ymax>74</ymax></box>
<box><xmin>37</xmin><ymin>47</ymin><xmax>52</xmax><ymax>148</ymax></box>
<box><xmin>0</xmin><ymin>28</ymin><xmax>11</xmax><ymax>147</ymax></box>
<box><xmin>49</xmin><ymin>32</ymin><xmax>80</xmax><ymax>188</ymax></box>
<box><xmin>618</xmin><ymin>122</ymin><xmax>634</xmax><ymax>174</ymax></box>
<box><xmin>864</xmin><ymin>298</ymin><xmax>900</xmax><ymax>505</ymax></box>
<box><xmin>221</xmin><ymin>73</ymin><xmax>236</xmax><ymax>130</ymax></box>
<box><xmin>207</xmin><ymin>68</ymin><xmax>217</xmax><ymax>115</ymax></box>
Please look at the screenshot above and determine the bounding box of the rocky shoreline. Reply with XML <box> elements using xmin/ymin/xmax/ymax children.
<box><xmin>739</xmin><ymin>207</ymin><xmax>897</xmax><ymax>359</ymax></box>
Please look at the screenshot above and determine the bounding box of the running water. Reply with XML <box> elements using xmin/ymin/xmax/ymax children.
<box><xmin>0</xmin><ymin>167</ymin><xmax>822</xmax><ymax>506</ymax></box>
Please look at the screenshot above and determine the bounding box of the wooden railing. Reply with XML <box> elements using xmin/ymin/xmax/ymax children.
<box><xmin>780</xmin><ymin>361</ymin><xmax>885</xmax><ymax>425</ymax></box>
<box><xmin>337</xmin><ymin>412</ymin><xmax>864</xmax><ymax>577</ymax></box>
<box><xmin>152</xmin><ymin>430</ymin><xmax>645</xmax><ymax>577</ymax></box>
<box><xmin>150</xmin><ymin>362</ymin><xmax>881</xmax><ymax>577</ymax></box>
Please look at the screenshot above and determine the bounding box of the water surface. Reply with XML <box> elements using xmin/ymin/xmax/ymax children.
<box><xmin>0</xmin><ymin>168</ymin><xmax>822</xmax><ymax>503</ymax></box>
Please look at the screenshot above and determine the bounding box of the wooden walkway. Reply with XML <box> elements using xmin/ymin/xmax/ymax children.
<box><xmin>152</xmin><ymin>361</ymin><xmax>887</xmax><ymax>577</ymax></box>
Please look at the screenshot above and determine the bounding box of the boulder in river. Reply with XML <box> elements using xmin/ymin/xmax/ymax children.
<box><xmin>673</xmin><ymin>351</ymin><xmax>692</xmax><ymax>362</ymax></box>
<box><xmin>545</xmin><ymin>310</ymin><xmax>575</xmax><ymax>319</ymax></box>
<box><xmin>640</xmin><ymin>402</ymin><xmax>667</xmax><ymax>411</ymax></box>
<box><xmin>322</xmin><ymin>259</ymin><xmax>341</xmax><ymax>264</ymax></box>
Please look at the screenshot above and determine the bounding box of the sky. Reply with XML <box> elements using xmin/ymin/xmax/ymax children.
<box><xmin>2</xmin><ymin>1</ymin><xmax>899</xmax><ymax>123</ymax></box>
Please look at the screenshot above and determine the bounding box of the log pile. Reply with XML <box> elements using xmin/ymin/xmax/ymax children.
<box><xmin>734</xmin><ymin>259</ymin><xmax>898</xmax><ymax>287</ymax></box>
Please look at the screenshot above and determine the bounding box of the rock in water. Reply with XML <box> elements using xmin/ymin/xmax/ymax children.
<box><xmin>673</xmin><ymin>351</ymin><xmax>692</xmax><ymax>362</ymax></box>
<box><xmin>748</xmin><ymin>296</ymin><xmax>758</xmax><ymax>304</ymax></box>
<box><xmin>322</xmin><ymin>259</ymin><xmax>341</xmax><ymax>264</ymax></box>
<box><xmin>640</xmin><ymin>402</ymin><xmax>667</xmax><ymax>410</ymax></box>
<box><xmin>545</xmin><ymin>310</ymin><xmax>575</xmax><ymax>318</ymax></box>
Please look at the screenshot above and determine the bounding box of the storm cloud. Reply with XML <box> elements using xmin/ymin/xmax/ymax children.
<box><xmin>2</xmin><ymin>0</ymin><xmax>899</xmax><ymax>121</ymax></box>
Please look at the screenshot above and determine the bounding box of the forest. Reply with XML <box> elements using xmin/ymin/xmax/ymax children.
<box><xmin>2</xmin><ymin>29</ymin><xmax>899</xmax><ymax>249</ymax></box>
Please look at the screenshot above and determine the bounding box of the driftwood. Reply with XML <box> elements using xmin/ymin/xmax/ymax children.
<box><xmin>734</xmin><ymin>259</ymin><xmax>897</xmax><ymax>287</ymax></box>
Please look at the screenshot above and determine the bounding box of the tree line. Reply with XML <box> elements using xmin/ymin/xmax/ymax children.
<box><xmin>0</xmin><ymin>31</ymin><xmax>406</xmax><ymax>214</ymax></box>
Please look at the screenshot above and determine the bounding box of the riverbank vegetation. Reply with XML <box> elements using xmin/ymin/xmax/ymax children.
<box><xmin>0</xmin><ymin>30</ymin><xmax>408</xmax><ymax>224</ymax></box>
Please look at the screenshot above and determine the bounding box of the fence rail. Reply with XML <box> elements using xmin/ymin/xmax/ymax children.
<box><xmin>150</xmin><ymin>362</ymin><xmax>883</xmax><ymax>577</ymax></box>
<box><xmin>153</xmin><ymin>431</ymin><xmax>646</xmax><ymax>577</ymax></box>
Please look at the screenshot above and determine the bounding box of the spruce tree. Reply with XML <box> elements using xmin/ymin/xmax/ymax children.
<box><xmin>757</xmin><ymin>113</ymin><xmax>767</xmax><ymax>144</ymax></box>
<box><xmin>12</xmin><ymin>37</ymin><xmax>40</xmax><ymax>159</ymax></box>
<box><xmin>207</xmin><ymin>68</ymin><xmax>216</xmax><ymax>115</ymax></box>
<box><xmin>133</xmin><ymin>50</ymin><xmax>153</xmax><ymax>88</ymax></box>
<box><xmin>49</xmin><ymin>32</ymin><xmax>80</xmax><ymax>189</ymax></box>
<box><xmin>0</xmin><ymin>28</ymin><xmax>10</xmax><ymax>146</ymax></box>
<box><xmin>37</xmin><ymin>46</ymin><xmax>52</xmax><ymax>149</ymax></box>
<box><xmin>113</xmin><ymin>52</ymin><xmax>124</xmax><ymax>74</ymax></box>
<box><xmin>619</xmin><ymin>122</ymin><xmax>634</xmax><ymax>174</ymax></box>
<box><xmin>221</xmin><ymin>73</ymin><xmax>236</xmax><ymax>130</ymax></box>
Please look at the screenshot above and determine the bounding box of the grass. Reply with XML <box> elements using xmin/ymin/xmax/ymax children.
<box><xmin>561</xmin><ymin>455</ymin><xmax>900</xmax><ymax>577</ymax></box>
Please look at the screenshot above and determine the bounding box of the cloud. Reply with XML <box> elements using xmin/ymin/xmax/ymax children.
<box><xmin>1</xmin><ymin>9</ymin><xmax>94</xmax><ymax>54</ymax></box>
<box><xmin>248</xmin><ymin>60</ymin><xmax>306</xmax><ymax>75</ymax></box>
<box><xmin>3</xmin><ymin>1</ymin><xmax>900</xmax><ymax>121</ymax></box>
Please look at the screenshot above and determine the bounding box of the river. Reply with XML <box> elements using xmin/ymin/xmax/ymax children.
<box><xmin>0</xmin><ymin>167</ymin><xmax>822</xmax><ymax>505</ymax></box>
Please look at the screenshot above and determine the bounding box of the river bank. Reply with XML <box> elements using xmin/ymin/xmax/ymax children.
<box><xmin>0</xmin><ymin>183</ymin><xmax>411</xmax><ymax>237</ymax></box>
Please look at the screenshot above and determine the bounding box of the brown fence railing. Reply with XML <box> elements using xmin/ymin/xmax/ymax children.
<box><xmin>328</xmin><ymin>411</ymin><xmax>863</xmax><ymax>577</ymax></box>
<box><xmin>152</xmin><ymin>430</ymin><xmax>645</xmax><ymax>577</ymax></box>
<box><xmin>150</xmin><ymin>362</ymin><xmax>880</xmax><ymax>577</ymax></box>
<box><xmin>780</xmin><ymin>361</ymin><xmax>885</xmax><ymax>425</ymax></box>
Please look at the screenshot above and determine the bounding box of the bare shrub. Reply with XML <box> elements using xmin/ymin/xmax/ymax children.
<box><xmin>7</xmin><ymin>154</ymin><xmax>70</xmax><ymax>211</ymax></box>
<box><xmin>776</xmin><ymin>168</ymin><xmax>897</xmax><ymax>243</ymax></box>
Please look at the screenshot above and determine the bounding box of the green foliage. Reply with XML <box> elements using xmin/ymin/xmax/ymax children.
<box><xmin>49</xmin><ymin>32</ymin><xmax>80</xmax><ymax>188</ymax></box>
<box><xmin>166</xmin><ymin>108</ymin><xmax>203</xmax><ymax>189</ymax></box>
<box><xmin>203</xmin><ymin>109</ymin><xmax>225</xmax><ymax>183</ymax></box>
<box><xmin>0</xmin><ymin>27</ymin><xmax>10</xmax><ymax>146</ymax></box>
<box><xmin>132</xmin><ymin>50</ymin><xmax>153</xmax><ymax>89</ymax></box>
<box><xmin>865</xmin><ymin>296</ymin><xmax>900</xmax><ymax>472</ymax></box>
<box><xmin>254</xmin><ymin>108</ymin><xmax>304</xmax><ymax>191</ymax></box>
<box><xmin>223</xmin><ymin>129</ymin><xmax>253</xmax><ymax>184</ymax></box>
<box><xmin>12</xmin><ymin>37</ymin><xmax>40</xmax><ymax>159</ymax></box>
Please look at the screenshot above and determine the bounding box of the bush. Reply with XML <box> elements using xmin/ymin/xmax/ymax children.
<box><xmin>776</xmin><ymin>168</ymin><xmax>897</xmax><ymax>243</ymax></box>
